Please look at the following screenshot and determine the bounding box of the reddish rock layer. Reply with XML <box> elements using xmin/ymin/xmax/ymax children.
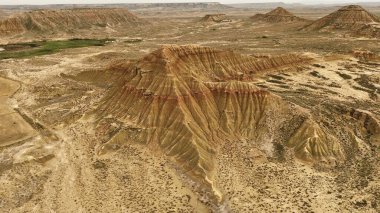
<box><xmin>95</xmin><ymin>45</ymin><xmax>343</xmax><ymax>200</ymax></box>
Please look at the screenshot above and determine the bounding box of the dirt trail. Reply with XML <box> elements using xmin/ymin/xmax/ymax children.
<box><xmin>0</xmin><ymin>77</ymin><xmax>36</xmax><ymax>146</ymax></box>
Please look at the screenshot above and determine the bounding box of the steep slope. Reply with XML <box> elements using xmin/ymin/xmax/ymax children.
<box><xmin>347</xmin><ymin>108</ymin><xmax>380</xmax><ymax>146</ymax></box>
<box><xmin>287</xmin><ymin>119</ymin><xmax>344</xmax><ymax>161</ymax></box>
<box><xmin>251</xmin><ymin>7</ymin><xmax>307</xmax><ymax>23</ymax></box>
<box><xmin>0</xmin><ymin>8</ymin><xmax>146</xmax><ymax>36</ymax></box>
<box><xmin>94</xmin><ymin>45</ymin><xmax>343</xmax><ymax>200</ymax></box>
<box><xmin>301</xmin><ymin>5</ymin><xmax>380</xmax><ymax>38</ymax></box>
<box><xmin>200</xmin><ymin>14</ymin><xmax>231</xmax><ymax>23</ymax></box>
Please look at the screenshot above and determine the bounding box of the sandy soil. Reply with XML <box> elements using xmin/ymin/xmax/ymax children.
<box><xmin>0</xmin><ymin>77</ymin><xmax>36</xmax><ymax>147</ymax></box>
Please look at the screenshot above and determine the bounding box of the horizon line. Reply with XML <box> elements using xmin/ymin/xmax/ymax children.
<box><xmin>1</xmin><ymin>1</ymin><xmax>380</xmax><ymax>6</ymax></box>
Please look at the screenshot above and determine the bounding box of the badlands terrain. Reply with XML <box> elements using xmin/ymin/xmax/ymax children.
<box><xmin>0</xmin><ymin>2</ymin><xmax>379</xmax><ymax>213</ymax></box>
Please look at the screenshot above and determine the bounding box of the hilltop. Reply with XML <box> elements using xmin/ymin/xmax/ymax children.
<box><xmin>301</xmin><ymin>5</ymin><xmax>380</xmax><ymax>38</ymax></box>
<box><xmin>251</xmin><ymin>7</ymin><xmax>307</xmax><ymax>23</ymax></box>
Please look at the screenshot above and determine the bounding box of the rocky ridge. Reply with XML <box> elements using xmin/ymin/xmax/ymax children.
<box><xmin>0</xmin><ymin>8</ymin><xmax>146</xmax><ymax>36</ymax></box>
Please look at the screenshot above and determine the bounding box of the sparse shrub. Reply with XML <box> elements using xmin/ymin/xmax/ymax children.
<box><xmin>310</xmin><ymin>71</ymin><xmax>328</xmax><ymax>79</ymax></box>
<box><xmin>274</xmin><ymin>143</ymin><xmax>286</xmax><ymax>162</ymax></box>
<box><xmin>312</xmin><ymin>64</ymin><xmax>326</xmax><ymax>68</ymax></box>
<box><xmin>336</xmin><ymin>72</ymin><xmax>352</xmax><ymax>80</ymax></box>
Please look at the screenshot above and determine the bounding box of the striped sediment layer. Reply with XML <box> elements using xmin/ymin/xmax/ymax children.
<box><xmin>301</xmin><ymin>5</ymin><xmax>380</xmax><ymax>38</ymax></box>
<box><xmin>0</xmin><ymin>8</ymin><xmax>147</xmax><ymax>36</ymax></box>
<box><xmin>94</xmin><ymin>45</ymin><xmax>344</xmax><ymax>201</ymax></box>
<box><xmin>251</xmin><ymin>7</ymin><xmax>308</xmax><ymax>23</ymax></box>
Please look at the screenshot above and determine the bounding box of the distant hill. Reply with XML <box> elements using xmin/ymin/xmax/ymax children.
<box><xmin>123</xmin><ymin>2</ymin><xmax>232</xmax><ymax>11</ymax></box>
<box><xmin>251</xmin><ymin>7</ymin><xmax>308</xmax><ymax>23</ymax></box>
<box><xmin>301</xmin><ymin>5</ymin><xmax>380</xmax><ymax>38</ymax></box>
<box><xmin>229</xmin><ymin>2</ymin><xmax>304</xmax><ymax>9</ymax></box>
<box><xmin>0</xmin><ymin>2</ymin><xmax>232</xmax><ymax>11</ymax></box>
<box><xmin>200</xmin><ymin>14</ymin><xmax>231</xmax><ymax>23</ymax></box>
<box><xmin>228</xmin><ymin>2</ymin><xmax>380</xmax><ymax>9</ymax></box>
<box><xmin>0</xmin><ymin>8</ymin><xmax>147</xmax><ymax>36</ymax></box>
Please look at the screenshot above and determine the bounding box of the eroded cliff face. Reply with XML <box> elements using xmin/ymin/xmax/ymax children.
<box><xmin>287</xmin><ymin>119</ymin><xmax>344</xmax><ymax>162</ymax></box>
<box><xmin>251</xmin><ymin>7</ymin><xmax>307</xmax><ymax>23</ymax></box>
<box><xmin>347</xmin><ymin>109</ymin><xmax>380</xmax><ymax>146</ymax></box>
<box><xmin>355</xmin><ymin>24</ymin><xmax>380</xmax><ymax>38</ymax></box>
<box><xmin>88</xmin><ymin>45</ymin><xmax>348</xmax><ymax>201</ymax></box>
<box><xmin>0</xmin><ymin>8</ymin><xmax>146</xmax><ymax>36</ymax></box>
<box><xmin>302</xmin><ymin>5</ymin><xmax>380</xmax><ymax>38</ymax></box>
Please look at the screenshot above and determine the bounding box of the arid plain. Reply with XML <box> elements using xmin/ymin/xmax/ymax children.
<box><xmin>0</xmin><ymin>2</ymin><xmax>379</xmax><ymax>213</ymax></box>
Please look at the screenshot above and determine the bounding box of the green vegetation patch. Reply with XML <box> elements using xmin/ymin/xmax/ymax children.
<box><xmin>0</xmin><ymin>38</ymin><xmax>114</xmax><ymax>60</ymax></box>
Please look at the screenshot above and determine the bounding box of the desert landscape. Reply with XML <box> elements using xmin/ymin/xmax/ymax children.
<box><xmin>0</xmin><ymin>1</ymin><xmax>379</xmax><ymax>212</ymax></box>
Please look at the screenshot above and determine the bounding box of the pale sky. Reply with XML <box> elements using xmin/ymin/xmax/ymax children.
<box><xmin>1</xmin><ymin>0</ymin><xmax>379</xmax><ymax>5</ymax></box>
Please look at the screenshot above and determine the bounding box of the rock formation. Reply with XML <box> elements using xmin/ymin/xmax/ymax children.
<box><xmin>348</xmin><ymin>109</ymin><xmax>380</xmax><ymax>146</ymax></box>
<box><xmin>301</xmin><ymin>5</ymin><xmax>380</xmax><ymax>38</ymax></box>
<box><xmin>287</xmin><ymin>119</ymin><xmax>344</xmax><ymax>161</ymax></box>
<box><xmin>353</xmin><ymin>49</ymin><xmax>380</xmax><ymax>62</ymax></box>
<box><xmin>251</xmin><ymin>7</ymin><xmax>307</xmax><ymax>23</ymax></box>
<box><xmin>0</xmin><ymin>8</ymin><xmax>146</xmax><ymax>36</ymax></box>
<box><xmin>91</xmin><ymin>45</ymin><xmax>345</xmax><ymax>200</ymax></box>
<box><xmin>200</xmin><ymin>14</ymin><xmax>231</xmax><ymax>23</ymax></box>
<box><xmin>355</xmin><ymin>23</ymin><xmax>380</xmax><ymax>38</ymax></box>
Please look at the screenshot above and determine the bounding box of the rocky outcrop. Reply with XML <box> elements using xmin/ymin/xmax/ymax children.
<box><xmin>251</xmin><ymin>7</ymin><xmax>307</xmax><ymax>23</ymax></box>
<box><xmin>287</xmin><ymin>119</ymin><xmax>344</xmax><ymax>162</ymax></box>
<box><xmin>301</xmin><ymin>5</ymin><xmax>380</xmax><ymax>38</ymax></box>
<box><xmin>93</xmin><ymin>45</ymin><xmax>345</xmax><ymax>200</ymax></box>
<box><xmin>348</xmin><ymin>109</ymin><xmax>380</xmax><ymax>146</ymax></box>
<box><xmin>200</xmin><ymin>14</ymin><xmax>231</xmax><ymax>23</ymax></box>
<box><xmin>353</xmin><ymin>50</ymin><xmax>380</xmax><ymax>62</ymax></box>
<box><xmin>355</xmin><ymin>23</ymin><xmax>380</xmax><ymax>38</ymax></box>
<box><xmin>0</xmin><ymin>8</ymin><xmax>146</xmax><ymax>36</ymax></box>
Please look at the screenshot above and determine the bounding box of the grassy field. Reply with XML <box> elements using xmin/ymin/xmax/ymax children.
<box><xmin>0</xmin><ymin>39</ymin><xmax>114</xmax><ymax>60</ymax></box>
